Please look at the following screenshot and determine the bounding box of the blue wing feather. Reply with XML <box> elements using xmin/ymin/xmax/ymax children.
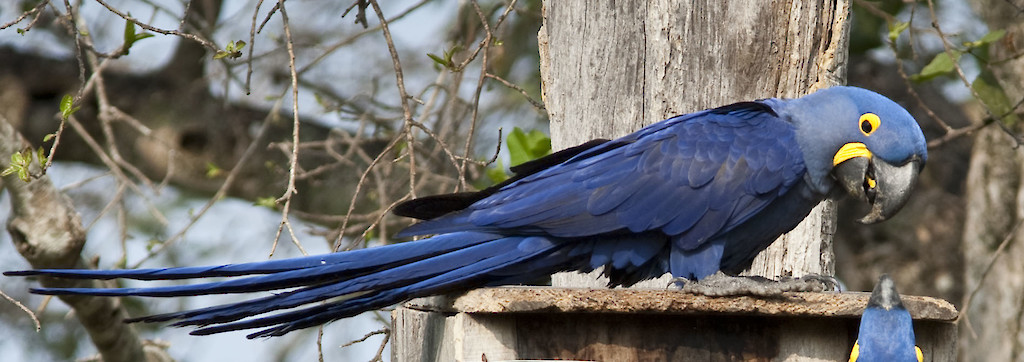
<box><xmin>403</xmin><ymin>105</ymin><xmax>804</xmax><ymax>245</ymax></box>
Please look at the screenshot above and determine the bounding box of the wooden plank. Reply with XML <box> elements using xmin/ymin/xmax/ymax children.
<box><xmin>404</xmin><ymin>287</ymin><xmax>957</xmax><ymax>321</ymax></box>
<box><xmin>394</xmin><ymin>287</ymin><xmax>958</xmax><ymax>362</ymax></box>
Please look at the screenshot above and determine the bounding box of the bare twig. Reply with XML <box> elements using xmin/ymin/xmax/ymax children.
<box><xmin>960</xmin><ymin>217</ymin><xmax>1024</xmax><ymax>338</ymax></box>
<box><xmin>297</xmin><ymin>0</ymin><xmax>431</xmax><ymax>76</ymax></box>
<box><xmin>367</xmin><ymin>0</ymin><xmax>419</xmax><ymax>201</ymax></box>
<box><xmin>267</xmin><ymin>0</ymin><xmax>309</xmax><ymax>258</ymax></box>
<box><xmin>457</xmin><ymin>0</ymin><xmax>518</xmax><ymax>189</ymax></box>
<box><xmin>0</xmin><ymin>0</ymin><xmax>49</xmax><ymax>31</ymax></box>
<box><xmin>485</xmin><ymin>73</ymin><xmax>546</xmax><ymax>112</ymax></box>
<box><xmin>93</xmin><ymin>0</ymin><xmax>219</xmax><ymax>52</ymax></box>
<box><xmin>0</xmin><ymin>289</ymin><xmax>41</xmax><ymax>332</ymax></box>
<box><xmin>333</xmin><ymin>133</ymin><xmax>406</xmax><ymax>251</ymax></box>
<box><xmin>341</xmin><ymin>328</ymin><xmax>390</xmax><ymax>348</ymax></box>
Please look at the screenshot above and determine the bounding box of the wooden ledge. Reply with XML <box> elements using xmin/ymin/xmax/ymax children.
<box><xmin>404</xmin><ymin>286</ymin><xmax>957</xmax><ymax>321</ymax></box>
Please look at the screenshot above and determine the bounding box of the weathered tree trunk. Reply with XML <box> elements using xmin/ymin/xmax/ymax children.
<box><xmin>540</xmin><ymin>0</ymin><xmax>849</xmax><ymax>287</ymax></box>
<box><xmin>961</xmin><ymin>1</ymin><xmax>1024</xmax><ymax>360</ymax></box>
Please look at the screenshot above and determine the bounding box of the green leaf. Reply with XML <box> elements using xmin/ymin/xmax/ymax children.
<box><xmin>887</xmin><ymin>21</ymin><xmax>909</xmax><ymax>43</ymax></box>
<box><xmin>427</xmin><ymin>53</ymin><xmax>449</xmax><ymax>68</ymax></box>
<box><xmin>912</xmin><ymin>51</ymin><xmax>960</xmax><ymax>82</ymax></box>
<box><xmin>123</xmin><ymin>18</ymin><xmax>137</xmax><ymax>53</ymax></box>
<box><xmin>0</xmin><ymin>165</ymin><xmax>17</xmax><ymax>177</ymax></box>
<box><xmin>506</xmin><ymin>128</ymin><xmax>530</xmax><ymax>167</ymax></box>
<box><xmin>36</xmin><ymin>147</ymin><xmax>46</xmax><ymax>167</ymax></box>
<box><xmin>965</xmin><ymin>29</ymin><xmax>1006</xmax><ymax>49</ymax></box>
<box><xmin>59</xmin><ymin>94</ymin><xmax>74</xmax><ymax>119</ymax></box>
<box><xmin>973</xmin><ymin>69</ymin><xmax>1019</xmax><ymax>126</ymax></box>
<box><xmin>506</xmin><ymin>127</ymin><xmax>551</xmax><ymax>167</ymax></box>
<box><xmin>485</xmin><ymin>160</ymin><xmax>509</xmax><ymax>183</ymax></box>
<box><xmin>214</xmin><ymin>40</ymin><xmax>245</xmax><ymax>60</ymax></box>
<box><xmin>3</xmin><ymin>150</ymin><xmax>32</xmax><ymax>182</ymax></box>
<box><xmin>43</xmin><ymin>133</ymin><xmax>55</xmax><ymax>143</ymax></box>
<box><xmin>205</xmin><ymin>162</ymin><xmax>223</xmax><ymax>178</ymax></box>
<box><xmin>255</xmin><ymin>196</ymin><xmax>278</xmax><ymax>209</ymax></box>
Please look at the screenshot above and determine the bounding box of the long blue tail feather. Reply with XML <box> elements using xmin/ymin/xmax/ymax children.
<box><xmin>195</xmin><ymin>236</ymin><xmax>568</xmax><ymax>338</ymax></box>
<box><xmin>143</xmin><ymin>235</ymin><xmax>563</xmax><ymax>327</ymax></box>
<box><xmin>5</xmin><ymin>231</ymin><xmax>502</xmax><ymax>280</ymax></box>
<box><xmin>12</xmin><ymin>232</ymin><xmax>584</xmax><ymax>337</ymax></box>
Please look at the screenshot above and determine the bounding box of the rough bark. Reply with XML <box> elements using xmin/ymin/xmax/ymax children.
<box><xmin>0</xmin><ymin>118</ymin><xmax>172</xmax><ymax>362</ymax></box>
<box><xmin>961</xmin><ymin>1</ymin><xmax>1024</xmax><ymax>360</ymax></box>
<box><xmin>539</xmin><ymin>0</ymin><xmax>850</xmax><ymax>287</ymax></box>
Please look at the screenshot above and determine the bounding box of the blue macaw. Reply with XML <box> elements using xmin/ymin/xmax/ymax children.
<box><xmin>849</xmin><ymin>274</ymin><xmax>923</xmax><ymax>362</ymax></box>
<box><xmin>6</xmin><ymin>86</ymin><xmax>927</xmax><ymax>338</ymax></box>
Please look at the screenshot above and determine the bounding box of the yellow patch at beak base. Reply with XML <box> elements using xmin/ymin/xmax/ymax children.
<box><xmin>833</xmin><ymin>142</ymin><xmax>873</xmax><ymax>167</ymax></box>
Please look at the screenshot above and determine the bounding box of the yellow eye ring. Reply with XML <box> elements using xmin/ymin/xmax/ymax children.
<box><xmin>859</xmin><ymin>113</ymin><xmax>880</xmax><ymax>136</ymax></box>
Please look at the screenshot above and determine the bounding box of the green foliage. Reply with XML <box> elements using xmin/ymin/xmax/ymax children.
<box><xmin>1</xmin><ymin>147</ymin><xmax>45</xmax><ymax>182</ymax></box>
<box><xmin>205</xmin><ymin>162</ymin><xmax>223</xmax><ymax>178</ymax></box>
<box><xmin>895</xmin><ymin>25</ymin><xmax>1016</xmax><ymax>126</ymax></box>
<box><xmin>507</xmin><ymin>127</ymin><xmax>550</xmax><ymax>167</ymax></box>
<box><xmin>485</xmin><ymin>127</ymin><xmax>551</xmax><ymax>184</ymax></box>
<box><xmin>485</xmin><ymin>159</ymin><xmax>509</xmax><ymax>184</ymax></box>
<box><xmin>964</xmin><ymin>29</ymin><xmax>1006</xmax><ymax>49</ymax></box>
<box><xmin>59</xmin><ymin>94</ymin><xmax>79</xmax><ymax>121</ymax></box>
<box><xmin>887</xmin><ymin>21</ymin><xmax>909</xmax><ymax>44</ymax></box>
<box><xmin>427</xmin><ymin>44</ymin><xmax>463</xmax><ymax>71</ymax></box>
<box><xmin>214</xmin><ymin>40</ymin><xmax>246</xmax><ymax>60</ymax></box>
<box><xmin>908</xmin><ymin>29</ymin><xmax>1014</xmax><ymax>125</ymax></box>
<box><xmin>973</xmin><ymin>69</ymin><xmax>1019</xmax><ymax>126</ymax></box>
<box><xmin>122</xmin><ymin>17</ymin><xmax>154</xmax><ymax>55</ymax></box>
<box><xmin>255</xmin><ymin>196</ymin><xmax>278</xmax><ymax>209</ymax></box>
<box><xmin>912</xmin><ymin>29</ymin><xmax>1007</xmax><ymax>82</ymax></box>
<box><xmin>912</xmin><ymin>51</ymin><xmax>961</xmax><ymax>82</ymax></box>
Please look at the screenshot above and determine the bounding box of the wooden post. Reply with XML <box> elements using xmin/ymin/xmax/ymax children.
<box><xmin>393</xmin><ymin>1</ymin><xmax>959</xmax><ymax>360</ymax></box>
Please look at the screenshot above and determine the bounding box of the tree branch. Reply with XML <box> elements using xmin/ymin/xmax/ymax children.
<box><xmin>0</xmin><ymin>117</ymin><xmax>169</xmax><ymax>362</ymax></box>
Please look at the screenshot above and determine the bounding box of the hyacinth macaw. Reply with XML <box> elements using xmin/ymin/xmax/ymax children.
<box><xmin>849</xmin><ymin>274</ymin><xmax>923</xmax><ymax>362</ymax></box>
<box><xmin>6</xmin><ymin>86</ymin><xmax>927</xmax><ymax>338</ymax></box>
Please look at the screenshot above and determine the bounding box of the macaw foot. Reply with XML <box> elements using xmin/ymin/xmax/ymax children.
<box><xmin>670</xmin><ymin>272</ymin><xmax>840</xmax><ymax>297</ymax></box>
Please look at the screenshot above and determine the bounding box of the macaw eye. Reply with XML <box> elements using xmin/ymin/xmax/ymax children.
<box><xmin>859</xmin><ymin>113</ymin><xmax>880</xmax><ymax>136</ymax></box>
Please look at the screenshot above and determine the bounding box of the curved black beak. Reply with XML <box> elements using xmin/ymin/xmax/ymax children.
<box><xmin>834</xmin><ymin>156</ymin><xmax>922</xmax><ymax>224</ymax></box>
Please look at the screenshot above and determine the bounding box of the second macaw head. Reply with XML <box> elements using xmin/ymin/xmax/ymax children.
<box><xmin>850</xmin><ymin>274</ymin><xmax>923</xmax><ymax>362</ymax></box>
<box><xmin>778</xmin><ymin>86</ymin><xmax>927</xmax><ymax>224</ymax></box>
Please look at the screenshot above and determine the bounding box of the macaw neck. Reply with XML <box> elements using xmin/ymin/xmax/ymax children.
<box><xmin>764</xmin><ymin>94</ymin><xmax>860</xmax><ymax>196</ymax></box>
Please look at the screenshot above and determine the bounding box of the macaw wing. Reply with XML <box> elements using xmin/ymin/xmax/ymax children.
<box><xmin>399</xmin><ymin>102</ymin><xmax>806</xmax><ymax>250</ymax></box>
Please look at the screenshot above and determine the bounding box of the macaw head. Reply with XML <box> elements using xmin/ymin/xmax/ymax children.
<box><xmin>780</xmin><ymin>86</ymin><xmax>927</xmax><ymax>224</ymax></box>
<box><xmin>850</xmin><ymin>274</ymin><xmax>923</xmax><ymax>362</ymax></box>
